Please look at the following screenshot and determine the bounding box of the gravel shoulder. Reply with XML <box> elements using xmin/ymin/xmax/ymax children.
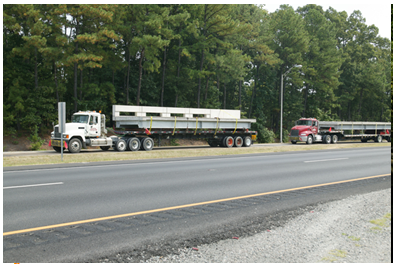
<box><xmin>142</xmin><ymin>188</ymin><xmax>391</xmax><ymax>263</ymax></box>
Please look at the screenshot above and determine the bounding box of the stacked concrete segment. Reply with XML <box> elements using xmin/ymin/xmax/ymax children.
<box><xmin>112</xmin><ymin>105</ymin><xmax>256</xmax><ymax>130</ymax></box>
<box><xmin>319</xmin><ymin>121</ymin><xmax>391</xmax><ymax>131</ymax></box>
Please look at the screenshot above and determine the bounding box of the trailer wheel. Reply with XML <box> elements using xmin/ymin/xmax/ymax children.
<box><xmin>100</xmin><ymin>146</ymin><xmax>110</xmax><ymax>151</ymax></box>
<box><xmin>128</xmin><ymin>137</ymin><xmax>141</xmax><ymax>151</ymax></box>
<box><xmin>68</xmin><ymin>138</ymin><xmax>82</xmax><ymax>153</ymax></box>
<box><xmin>243</xmin><ymin>136</ymin><xmax>252</xmax><ymax>147</ymax></box>
<box><xmin>141</xmin><ymin>137</ymin><xmax>154</xmax><ymax>151</ymax></box>
<box><xmin>234</xmin><ymin>136</ymin><xmax>243</xmax><ymax>147</ymax></box>
<box><xmin>291</xmin><ymin>141</ymin><xmax>297</xmax><ymax>144</ymax></box>
<box><xmin>306</xmin><ymin>135</ymin><xmax>313</xmax><ymax>145</ymax></box>
<box><xmin>331</xmin><ymin>135</ymin><xmax>338</xmax><ymax>144</ymax></box>
<box><xmin>224</xmin><ymin>136</ymin><xmax>234</xmax><ymax>148</ymax></box>
<box><xmin>114</xmin><ymin>139</ymin><xmax>127</xmax><ymax>152</ymax></box>
<box><xmin>324</xmin><ymin>135</ymin><xmax>331</xmax><ymax>144</ymax></box>
<box><xmin>361</xmin><ymin>138</ymin><xmax>368</xmax><ymax>143</ymax></box>
<box><xmin>221</xmin><ymin>136</ymin><xmax>228</xmax><ymax>147</ymax></box>
<box><xmin>375</xmin><ymin>135</ymin><xmax>383</xmax><ymax>143</ymax></box>
<box><xmin>53</xmin><ymin>146</ymin><xmax>61</xmax><ymax>153</ymax></box>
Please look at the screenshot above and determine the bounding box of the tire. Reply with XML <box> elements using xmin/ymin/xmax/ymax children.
<box><xmin>68</xmin><ymin>138</ymin><xmax>82</xmax><ymax>153</ymax></box>
<box><xmin>115</xmin><ymin>139</ymin><xmax>127</xmax><ymax>152</ymax></box>
<box><xmin>224</xmin><ymin>136</ymin><xmax>234</xmax><ymax>148</ymax></box>
<box><xmin>361</xmin><ymin>138</ymin><xmax>368</xmax><ymax>143</ymax></box>
<box><xmin>128</xmin><ymin>137</ymin><xmax>141</xmax><ymax>151</ymax></box>
<box><xmin>324</xmin><ymin>135</ymin><xmax>331</xmax><ymax>144</ymax></box>
<box><xmin>221</xmin><ymin>136</ymin><xmax>228</xmax><ymax>147</ymax></box>
<box><xmin>234</xmin><ymin>136</ymin><xmax>243</xmax><ymax>147</ymax></box>
<box><xmin>375</xmin><ymin>135</ymin><xmax>383</xmax><ymax>143</ymax></box>
<box><xmin>291</xmin><ymin>140</ymin><xmax>297</xmax><ymax>144</ymax></box>
<box><xmin>100</xmin><ymin>146</ymin><xmax>110</xmax><ymax>151</ymax></box>
<box><xmin>306</xmin><ymin>135</ymin><xmax>313</xmax><ymax>145</ymax></box>
<box><xmin>141</xmin><ymin>137</ymin><xmax>154</xmax><ymax>151</ymax></box>
<box><xmin>53</xmin><ymin>146</ymin><xmax>61</xmax><ymax>153</ymax></box>
<box><xmin>331</xmin><ymin>134</ymin><xmax>338</xmax><ymax>144</ymax></box>
<box><xmin>243</xmin><ymin>136</ymin><xmax>252</xmax><ymax>147</ymax></box>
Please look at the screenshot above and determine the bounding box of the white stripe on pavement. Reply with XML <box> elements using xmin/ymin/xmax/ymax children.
<box><xmin>304</xmin><ymin>158</ymin><xmax>348</xmax><ymax>163</ymax></box>
<box><xmin>3</xmin><ymin>182</ymin><xmax>64</xmax><ymax>190</ymax></box>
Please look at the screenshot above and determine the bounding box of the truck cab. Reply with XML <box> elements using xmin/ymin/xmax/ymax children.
<box><xmin>289</xmin><ymin>118</ymin><xmax>319</xmax><ymax>144</ymax></box>
<box><xmin>51</xmin><ymin>111</ymin><xmax>112</xmax><ymax>153</ymax></box>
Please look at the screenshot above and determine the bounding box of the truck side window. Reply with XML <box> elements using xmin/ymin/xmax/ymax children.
<box><xmin>91</xmin><ymin>116</ymin><xmax>97</xmax><ymax>124</ymax></box>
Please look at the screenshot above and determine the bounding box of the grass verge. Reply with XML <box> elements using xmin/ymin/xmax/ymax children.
<box><xmin>3</xmin><ymin>142</ymin><xmax>390</xmax><ymax>167</ymax></box>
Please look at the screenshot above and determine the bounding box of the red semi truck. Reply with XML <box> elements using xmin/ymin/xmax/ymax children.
<box><xmin>289</xmin><ymin>118</ymin><xmax>391</xmax><ymax>144</ymax></box>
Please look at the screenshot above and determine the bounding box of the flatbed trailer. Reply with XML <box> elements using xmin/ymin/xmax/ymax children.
<box><xmin>50</xmin><ymin>105</ymin><xmax>257</xmax><ymax>153</ymax></box>
<box><xmin>289</xmin><ymin>118</ymin><xmax>391</xmax><ymax>144</ymax></box>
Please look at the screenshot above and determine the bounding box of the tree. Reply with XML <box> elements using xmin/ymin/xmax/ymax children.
<box><xmin>269</xmin><ymin>5</ymin><xmax>308</xmax><ymax>132</ymax></box>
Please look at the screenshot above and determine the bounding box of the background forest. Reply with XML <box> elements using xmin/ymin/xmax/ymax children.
<box><xmin>3</xmin><ymin>4</ymin><xmax>392</xmax><ymax>142</ymax></box>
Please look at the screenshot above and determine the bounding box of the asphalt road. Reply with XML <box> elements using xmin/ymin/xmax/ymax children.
<box><xmin>3</xmin><ymin>147</ymin><xmax>391</xmax><ymax>262</ymax></box>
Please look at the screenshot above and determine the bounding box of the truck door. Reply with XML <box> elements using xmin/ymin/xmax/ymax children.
<box><xmin>88</xmin><ymin>115</ymin><xmax>99</xmax><ymax>136</ymax></box>
<box><xmin>311</xmin><ymin>120</ymin><xmax>318</xmax><ymax>135</ymax></box>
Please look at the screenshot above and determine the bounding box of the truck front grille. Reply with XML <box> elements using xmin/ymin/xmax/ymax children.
<box><xmin>291</xmin><ymin>129</ymin><xmax>299</xmax><ymax>136</ymax></box>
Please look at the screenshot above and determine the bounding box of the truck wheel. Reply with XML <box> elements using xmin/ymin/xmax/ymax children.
<box><xmin>224</xmin><ymin>136</ymin><xmax>234</xmax><ymax>148</ymax></box>
<box><xmin>243</xmin><ymin>136</ymin><xmax>252</xmax><ymax>147</ymax></box>
<box><xmin>68</xmin><ymin>138</ymin><xmax>82</xmax><ymax>153</ymax></box>
<box><xmin>306</xmin><ymin>135</ymin><xmax>313</xmax><ymax>145</ymax></box>
<box><xmin>324</xmin><ymin>135</ymin><xmax>331</xmax><ymax>144</ymax></box>
<box><xmin>375</xmin><ymin>135</ymin><xmax>383</xmax><ymax>143</ymax></box>
<box><xmin>234</xmin><ymin>136</ymin><xmax>243</xmax><ymax>147</ymax></box>
<box><xmin>361</xmin><ymin>138</ymin><xmax>368</xmax><ymax>143</ymax></box>
<box><xmin>115</xmin><ymin>139</ymin><xmax>127</xmax><ymax>152</ymax></box>
<box><xmin>141</xmin><ymin>137</ymin><xmax>154</xmax><ymax>151</ymax></box>
<box><xmin>100</xmin><ymin>146</ymin><xmax>110</xmax><ymax>151</ymax></box>
<box><xmin>53</xmin><ymin>146</ymin><xmax>61</xmax><ymax>153</ymax></box>
<box><xmin>128</xmin><ymin>137</ymin><xmax>141</xmax><ymax>151</ymax></box>
<box><xmin>331</xmin><ymin>135</ymin><xmax>338</xmax><ymax>144</ymax></box>
<box><xmin>291</xmin><ymin>141</ymin><xmax>297</xmax><ymax>144</ymax></box>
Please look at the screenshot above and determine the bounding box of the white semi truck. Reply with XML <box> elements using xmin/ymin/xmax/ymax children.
<box><xmin>50</xmin><ymin>105</ymin><xmax>257</xmax><ymax>153</ymax></box>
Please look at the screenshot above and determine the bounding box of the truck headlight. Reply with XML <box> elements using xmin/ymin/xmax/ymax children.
<box><xmin>300</xmin><ymin>133</ymin><xmax>307</xmax><ymax>136</ymax></box>
<box><xmin>63</xmin><ymin>134</ymin><xmax>69</xmax><ymax>139</ymax></box>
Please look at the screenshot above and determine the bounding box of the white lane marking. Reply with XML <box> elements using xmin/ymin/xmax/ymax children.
<box><xmin>3</xmin><ymin>182</ymin><xmax>64</xmax><ymax>190</ymax></box>
<box><xmin>304</xmin><ymin>158</ymin><xmax>349</xmax><ymax>163</ymax></box>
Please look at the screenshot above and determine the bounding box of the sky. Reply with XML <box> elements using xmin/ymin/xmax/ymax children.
<box><xmin>261</xmin><ymin>1</ymin><xmax>392</xmax><ymax>40</ymax></box>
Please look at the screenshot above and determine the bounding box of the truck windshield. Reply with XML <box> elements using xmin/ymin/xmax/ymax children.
<box><xmin>296</xmin><ymin>120</ymin><xmax>312</xmax><ymax>126</ymax></box>
<box><xmin>71</xmin><ymin>114</ymin><xmax>89</xmax><ymax>123</ymax></box>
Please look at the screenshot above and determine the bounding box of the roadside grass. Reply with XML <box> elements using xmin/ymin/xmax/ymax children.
<box><xmin>3</xmin><ymin>142</ymin><xmax>390</xmax><ymax>167</ymax></box>
<box><xmin>369</xmin><ymin>213</ymin><xmax>391</xmax><ymax>232</ymax></box>
<box><xmin>321</xmin><ymin>249</ymin><xmax>348</xmax><ymax>262</ymax></box>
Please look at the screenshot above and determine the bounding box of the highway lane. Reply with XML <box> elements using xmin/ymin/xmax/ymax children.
<box><xmin>3</xmin><ymin>147</ymin><xmax>391</xmax><ymax>234</ymax></box>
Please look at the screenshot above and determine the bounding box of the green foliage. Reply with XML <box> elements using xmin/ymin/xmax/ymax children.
<box><xmin>169</xmin><ymin>139</ymin><xmax>180</xmax><ymax>146</ymax></box>
<box><xmin>3</xmin><ymin>4</ymin><xmax>392</xmax><ymax>135</ymax></box>
<box><xmin>28</xmin><ymin>125</ymin><xmax>45</xmax><ymax>150</ymax></box>
<box><xmin>252</xmin><ymin>123</ymin><xmax>275</xmax><ymax>143</ymax></box>
<box><xmin>282</xmin><ymin>129</ymin><xmax>289</xmax><ymax>143</ymax></box>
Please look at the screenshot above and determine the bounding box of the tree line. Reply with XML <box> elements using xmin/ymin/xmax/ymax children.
<box><xmin>3</xmin><ymin>4</ymin><xmax>392</xmax><ymax>141</ymax></box>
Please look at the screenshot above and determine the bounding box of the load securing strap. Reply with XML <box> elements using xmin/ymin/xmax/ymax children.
<box><xmin>172</xmin><ymin>116</ymin><xmax>177</xmax><ymax>136</ymax></box>
<box><xmin>149</xmin><ymin>116</ymin><xmax>153</xmax><ymax>134</ymax></box>
<box><xmin>194</xmin><ymin>117</ymin><xmax>198</xmax><ymax>135</ymax></box>
<box><xmin>214</xmin><ymin>117</ymin><xmax>219</xmax><ymax>136</ymax></box>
